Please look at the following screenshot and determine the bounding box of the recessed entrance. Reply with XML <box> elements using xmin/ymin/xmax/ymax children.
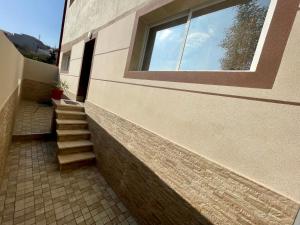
<box><xmin>76</xmin><ymin>38</ymin><xmax>95</xmax><ymax>102</ymax></box>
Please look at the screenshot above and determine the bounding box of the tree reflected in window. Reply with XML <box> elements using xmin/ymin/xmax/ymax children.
<box><xmin>220</xmin><ymin>0</ymin><xmax>270</xmax><ymax>70</ymax></box>
<box><xmin>142</xmin><ymin>0</ymin><xmax>271</xmax><ymax>71</ymax></box>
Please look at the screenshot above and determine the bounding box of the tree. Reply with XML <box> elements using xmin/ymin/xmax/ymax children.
<box><xmin>45</xmin><ymin>49</ymin><xmax>57</xmax><ymax>64</ymax></box>
<box><xmin>220</xmin><ymin>0</ymin><xmax>269</xmax><ymax>70</ymax></box>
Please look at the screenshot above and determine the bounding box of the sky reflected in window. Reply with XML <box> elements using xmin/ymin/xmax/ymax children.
<box><xmin>180</xmin><ymin>8</ymin><xmax>235</xmax><ymax>70</ymax></box>
<box><xmin>144</xmin><ymin>0</ymin><xmax>271</xmax><ymax>71</ymax></box>
<box><xmin>148</xmin><ymin>22</ymin><xmax>186</xmax><ymax>71</ymax></box>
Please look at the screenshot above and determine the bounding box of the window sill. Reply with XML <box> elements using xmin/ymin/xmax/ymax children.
<box><xmin>125</xmin><ymin>70</ymin><xmax>272</xmax><ymax>89</ymax></box>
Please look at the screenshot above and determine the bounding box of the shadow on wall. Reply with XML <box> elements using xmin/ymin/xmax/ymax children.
<box><xmin>87</xmin><ymin>116</ymin><xmax>213</xmax><ymax>225</ymax></box>
<box><xmin>0</xmin><ymin>31</ymin><xmax>58</xmax><ymax>185</ymax></box>
<box><xmin>0</xmin><ymin>31</ymin><xmax>24</xmax><ymax>184</ymax></box>
<box><xmin>22</xmin><ymin>58</ymin><xmax>59</xmax><ymax>102</ymax></box>
<box><xmin>0</xmin><ymin>88</ymin><xmax>19</xmax><ymax>183</ymax></box>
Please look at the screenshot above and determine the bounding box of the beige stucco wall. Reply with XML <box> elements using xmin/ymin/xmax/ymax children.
<box><xmin>0</xmin><ymin>32</ymin><xmax>24</xmax><ymax>183</ymax></box>
<box><xmin>23</xmin><ymin>58</ymin><xmax>58</xmax><ymax>84</ymax></box>
<box><xmin>62</xmin><ymin>0</ymin><xmax>155</xmax><ymax>44</ymax></box>
<box><xmin>59</xmin><ymin>41</ymin><xmax>84</xmax><ymax>99</ymax></box>
<box><xmin>0</xmin><ymin>32</ymin><xmax>24</xmax><ymax>109</ymax></box>
<box><xmin>0</xmin><ymin>31</ymin><xmax>59</xmax><ymax>104</ymax></box>
<box><xmin>60</xmin><ymin>3</ymin><xmax>300</xmax><ymax>203</ymax></box>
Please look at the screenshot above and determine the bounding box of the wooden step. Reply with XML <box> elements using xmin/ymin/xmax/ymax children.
<box><xmin>57</xmin><ymin>140</ymin><xmax>93</xmax><ymax>154</ymax></box>
<box><xmin>58</xmin><ymin>152</ymin><xmax>96</xmax><ymax>170</ymax></box>
<box><xmin>56</xmin><ymin>119</ymin><xmax>88</xmax><ymax>130</ymax></box>
<box><xmin>56</xmin><ymin>110</ymin><xmax>86</xmax><ymax>120</ymax></box>
<box><xmin>57</xmin><ymin>129</ymin><xmax>91</xmax><ymax>142</ymax></box>
<box><xmin>52</xmin><ymin>99</ymin><xmax>84</xmax><ymax>112</ymax></box>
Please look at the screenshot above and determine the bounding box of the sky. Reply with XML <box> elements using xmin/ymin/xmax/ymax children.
<box><xmin>148</xmin><ymin>0</ymin><xmax>271</xmax><ymax>71</ymax></box>
<box><xmin>0</xmin><ymin>0</ymin><xmax>65</xmax><ymax>48</ymax></box>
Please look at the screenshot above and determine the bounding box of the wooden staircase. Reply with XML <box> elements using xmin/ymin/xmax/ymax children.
<box><xmin>52</xmin><ymin>99</ymin><xmax>96</xmax><ymax>170</ymax></box>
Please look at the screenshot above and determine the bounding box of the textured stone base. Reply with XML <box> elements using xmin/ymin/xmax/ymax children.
<box><xmin>21</xmin><ymin>79</ymin><xmax>54</xmax><ymax>102</ymax></box>
<box><xmin>85</xmin><ymin>101</ymin><xmax>299</xmax><ymax>225</ymax></box>
<box><xmin>0</xmin><ymin>88</ymin><xmax>19</xmax><ymax>183</ymax></box>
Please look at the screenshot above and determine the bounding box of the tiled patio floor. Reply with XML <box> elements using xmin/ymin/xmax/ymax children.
<box><xmin>13</xmin><ymin>101</ymin><xmax>53</xmax><ymax>135</ymax></box>
<box><xmin>0</xmin><ymin>141</ymin><xmax>138</xmax><ymax>225</ymax></box>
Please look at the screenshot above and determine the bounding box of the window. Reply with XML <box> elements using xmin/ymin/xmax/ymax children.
<box><xmin>126</xmin><ymin>0</ymin><xmax>297</xmax><ymax>88</ymax></box>
<box><xmin>142</xmin><ymin>0</ymin><xmax>271</xmax><ymax>71</ymax></box>
<box><xmin>61</xmin><ymin>51</ymin><xmax>71</xmax><ymax>72</ymax></box>
<box><xmin>142</xmin><ymin>16</ymin><xmax>188</xmax><ymax>71</ymax></box>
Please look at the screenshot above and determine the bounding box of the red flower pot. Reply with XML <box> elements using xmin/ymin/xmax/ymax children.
<box><xmin>52</xmin><ymin>88</ymin><xmax>64</xmax><ymax>100</ymax></box>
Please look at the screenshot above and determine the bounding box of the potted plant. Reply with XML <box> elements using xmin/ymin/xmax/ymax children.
<box><xmin>52</xmin><ymin>80</ymin><xmax>69</xmax><ymax>100</ymax></box>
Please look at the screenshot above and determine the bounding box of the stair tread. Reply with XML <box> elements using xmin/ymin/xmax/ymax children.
<box><xmin>56</xmin><ymin>129</ymin><xmax>91</xmax><ymax>135</ymax></box>
<box><xmin>52</xmin><ymin>99</ymin><xmax>84</xmax><ymax>108</ymax></box>
<box><xmin>55</xmin><ymin>110</ymin><xmax>86</xmax><ymax>115</ymax></box>
<box><xmin>56</xmin><ymin>119</ymin><xmax>88</xmax><ymax>125</ymax></box>
<box><xmin>58</xmin><ymin>140</ymin><xmax>93</xmax><ymax>149</ymax></box>
<box><xmin>58</xmin><ymin>152</ymin><xmax>95</xmax><ymax>164</ymax></box>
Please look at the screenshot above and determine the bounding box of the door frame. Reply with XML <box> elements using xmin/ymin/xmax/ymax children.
<box><xmin>76</xmin><ymin>34</ymin><xmax>97</xmax><ymax>102</ymax></box>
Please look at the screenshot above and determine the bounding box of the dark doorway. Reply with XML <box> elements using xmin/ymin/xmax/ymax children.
<box><xmin>77</xmin><ymin>39</ymin><xmax>95</xmax><ymax>102</ymax></box>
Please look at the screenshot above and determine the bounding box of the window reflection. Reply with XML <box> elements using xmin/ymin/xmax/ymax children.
<box><xmin>142</xmin><ymin>0</ymin><xmax>271</xmax><ymax>71</ymax></box>
<box><xmin>143</xmin><ymin>17</ymin><xmax>187</xmax><ymax>71</ymax></box>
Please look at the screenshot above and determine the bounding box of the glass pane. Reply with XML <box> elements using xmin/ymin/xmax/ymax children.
<box><xmin>143</xmin><ymin>17</ymin><xmax>187</xmax><ymax>71</ymax></box>
<box><xmin>180</xmin><ymin>0</ymin><xmax>271</xmax><ymax>71</ymax></box>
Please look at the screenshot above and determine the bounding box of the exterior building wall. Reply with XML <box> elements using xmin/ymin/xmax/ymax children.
<box><xmin>62</xmin><ymin>0</ymin><xmax>155</xmax><ymax>44</ymax></box>
<box><xmin>0</xmin><ymin>32</ymin><xmax>23</xmax><ymax>181</ymax></box>
<box><xmin>60</xmin><ymin>0</ymin><xmax>300</xmax><ymax>224</ymax></box>
<box><xmin>86</xmin><ymin>101</ymin><xmax>299</xmax><ymax>225</ymax></box>
<box><xmin>59</xmin><ymin>41</ymin><xmax>84</xmax><ymax>99</ymax></box>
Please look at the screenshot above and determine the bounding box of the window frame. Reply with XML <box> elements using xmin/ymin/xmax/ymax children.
<box><xmin>60</xmin><ymin>51</ymin><xmax>71</xmax><ymax>73</ymax></box>
<box><xmin>140</xmin><ymin>14</ymin><xmax>189</xmax><ymax>71</ymax></box>
<box><xmin>140</xmin><ymin>0</ymin><xmax>274</xmax><ymax>72</ymax></box>
<box><xmin>124</xmin><ymin>0</ymin><xmax>298</xmax><ymax>88</ymax></box>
